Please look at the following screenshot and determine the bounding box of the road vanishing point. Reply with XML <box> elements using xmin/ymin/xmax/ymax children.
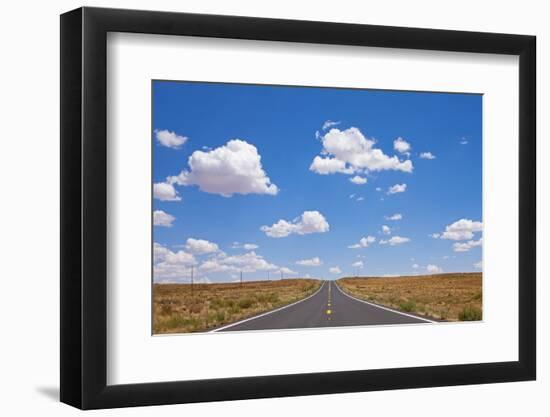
<box><xmin>211</xmin><ymin>281</ymin><xmax>434</xmax><ymax>333</ymax></box>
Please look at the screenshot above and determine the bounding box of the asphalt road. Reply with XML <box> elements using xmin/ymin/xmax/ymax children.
<box><xmin>213</xmin><ymin>280</ymin><xmax>433</xmax><ymax>332</ymax></box>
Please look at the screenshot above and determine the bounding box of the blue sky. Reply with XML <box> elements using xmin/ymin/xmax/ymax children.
<box><xmin>152</xmin><ymin>81</ymin><xmax>482</xmax><ymax>283</ymax></box>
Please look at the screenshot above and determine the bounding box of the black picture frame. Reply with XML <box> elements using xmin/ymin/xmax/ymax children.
<box><xmin>60</xmin><ymin>6</ymin><xmax>536</xmax><ymax>410</ymax></box>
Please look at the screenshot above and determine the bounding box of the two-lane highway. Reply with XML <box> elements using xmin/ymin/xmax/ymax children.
<box><xmin>212</xmin><ymin>280</ymin><xmax>433</xmax><ymax>332</ymax></box>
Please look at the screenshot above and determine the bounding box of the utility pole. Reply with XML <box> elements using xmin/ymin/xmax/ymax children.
<box><xmin>240</xmin><ymin>270</ymin><xmax>243</xmax><ymax>287</ymax></box>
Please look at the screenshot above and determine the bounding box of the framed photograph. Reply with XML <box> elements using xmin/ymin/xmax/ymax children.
<box><xmin>60</xmin><ymin>7</ymin><xmax>536</xmax><ymax>409</ymax></box>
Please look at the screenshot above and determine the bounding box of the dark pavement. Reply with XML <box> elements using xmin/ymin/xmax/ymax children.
<box><xmin>215</xmin><ymin>280</ymin><xmax>432</xmax><ymax>332</ymax></box>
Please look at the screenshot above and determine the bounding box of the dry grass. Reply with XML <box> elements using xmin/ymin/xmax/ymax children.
<box><xmin>153</xmin><ymin>279</ymin><xmax>322</xmax><ymax>334</ymax></box>
<box><xmin>337</xmin><ymin>273</ymin><xmax>482</xmax><ymax>321</ymax></box>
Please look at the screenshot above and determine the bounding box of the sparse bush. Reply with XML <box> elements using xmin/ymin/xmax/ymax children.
<box><xmin>216</xmin><ymin>311</ymin><xmax>225</xmax><ymax>322</ymax></box>
<box><xmin>399</xmin><ymin>300</ymin><xmax>416</xmax><ymax>312</ymax></box>
<box><xmin>458</xmin><ymin>306</ymin><xmax>482</xmax><ymax>321</ymax></box>
<box><xmin>237</xmin><ymin>297</ymin><xmax>255</xmax><ymax>309</ymax></box>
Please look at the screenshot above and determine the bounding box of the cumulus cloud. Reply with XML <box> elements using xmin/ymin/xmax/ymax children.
<box><xmin>387</xmin><ymin>183</ymin><xmax>407</xmax><ymax>194</ymax></box>
<box><xmin>453</xmin><ymin>238</ymin><xmax>482</xmax><ymax>252</ymax></box>
<box><xmin>412</xmin><ymin>263</ymin><xmax>419</xmax><ymax>269</ymax></box>
<box><xmin>381</xmin><ymin>225</ymin><xmax>391</xmax><ymax>235</ymax></box>
<box><xmin>231</xmin><ymin>242</ymin><xmax>259</xmax><ymax>250</ymax></box>
<box><xmin>309</xmin><ymin>156</ymin><xmax>355</xmax><ymax>175</ymax></box>
<box><xmin>356</xmin><ymin>197</ymin><xmax>365</xmax><ymax>202</ymax></box>
<box><xmin>385</xmin><ymin>213</ymin><xmax>403</xmax><ymax>221</ymax></box>
<box><xmin>419</xmin><ymin>152</ymin><xmax>436</xmax><ymax>159</ymax></box>
<box><xmin>153</xmin><ymin>243</ymin><xmax>197</xmax><ymax>280</ymax></box>
<box><xmin>436</xmin><ymin>219</ymin><xmax>483</xmax><ymax>241</ymax></box>
<box><xmin>261</xmin><ymin>211</ymin><xmax>329</xmax><ymax>238</ymax></box>
<box><xmin>155</xmin><ymin>129</ymin><xmax>188</xmax><ymax>149</ymax></box>
<box><xmin>169</xmin><ymin>139</ymin><xmax>278</xmax><ymax>197</ymax></box>
<box><xmin>349</xmin><ymin>175</ymin><xmax>368</xmax><ymax>185</ymax></box>
<box><xmin>352</xmin><ymin>260</ymin><xmax>364</xmax><ymax>268</ymax></box>
<box><xmin>322</xmin><ymin>120</ymin><xmax>341</xmax><ymax>130</ymax></box>
<box><xmin>279</xmin><ymin>266</ymin><xmax>298</xmax><ymax>275</ymax></box>
<box><xmin>474</xmin><ymin>260</ymin><xmax>482</xmax><ymax>269</ymax></box>
<box><xmin>460</xmin><ymin>138</ymin><xmax>469</xmax><ymax>145</ymax></box>
<box><xmin>348</xmin><ymin>236</ymin><xmax>376</xmax><ymax>249</ymax></box>
<box><xmin>153</xmin><ymin>182</ymin><xmax>181</xmax><ymax>201</ymax></box>
<box><xmin>329</xmin><ymin>266</ymin><xmax>342</xmax><ymax>274</ymax></box>
<box><xmin>153</xmin><ymin>210</ymin><xmax>175</xmax><ymax>227</ymax></box>
<box><xmin>426</xmin><ymin>264</ymin><xmax>443</xmax><ymax>274</ymax></box>
<box><xmin>379</xmin><ymin>236</ymin><xmax>410</xmax><ymax>246</ymax></box>
<box><xmin>296</xmin><ymin>257</ymin><xmax>323</xmax><ymax>266</ymax></box>
<box><xmin>199</xmin><ymin>251</ymin><xmax>277</xmax><ymax>274</ymax></box>
<box><xmin>393</xmin><ymin>137</ymin><xmax>411</xmax><ymax>155</ymax></box>
<box><xmin>185</xmin><ymin>238</ymin><xmax>219</xmax><ymax>255</ymax></box>
<box><xmin>310</xmin><ymin>127</ymin><xmax>413</xmax><ymax>176</ymax></box>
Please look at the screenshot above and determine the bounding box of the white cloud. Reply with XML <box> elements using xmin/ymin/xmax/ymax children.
<box><xmin>379</xmin><ymin>236</ymin><xmax>410</xmax><ymax>246</ymax></box>
<box><xmin>426</xmin><ymin>264</ymin><xmax>443</xmax><ymax>274</ymax></box>
<box><xmin>437</xmin><ymin>219</ymin><xmax>483</xmax><ymax>241</ymax></box>
<box><xmin>460</xmin><ymin>138</ymin><xmax>469</xmax><ymax>145</ymax></box>
<box><xmin>153</xmin><ymin>210</ymin><xmax>175</xmax><ymax>227</ymax></box>
<box><xmin>153</xmin><ymin>182</ymin><xmax>181</xmax><ymax>201</ymax></box>
<box><xmin>387</xmin><ymin>183</ymin><xmax>407</xmax><ymax>194</ymax></box>
<box><xmin>153</xmin><ymin>242</ymin><xmax>170</xmax><ymax>263</ymax></box>
<box><xmin>185</xmin><ymin>238</ymin><xmax>219</xmax><ymax>255</ymax></box>
<box><xmin>231</xmin><ymin>242</ymin><xmax>259</xmax><ymax>250</ymax></box>
<box><xmin>322</xmin><ymin>120</ymin><xmax>341</xmax><ymax>130</ymax></box>
<box><xmin>419</xmin><ymin>152</ymin><xmax>436</xmax><ymax>159</ymax></box>
<box><xmin>169</xmin><ymin>139</ymin><xmax>278</xmax><ymax>197</ymax></box>
<box><xmin>430</xmin><ymin>233</ymin><xmax>441</xmax><ymax>239</ymax></box>
<box><xmin>279</xmin><ymin>267</ymin><xmax>298</xmax><ymax>275</ymax></box>
<box><xmin>349</xmin><ymin>175</ymin><xmax>368</xmax><ymax>185</ymax></box>
<box><xmin>309</xmin><ymin>156</ymin><xmax>355</xmax><ymax>175</ymax></box>
<box><xmin>474</xmin><ymin>260</ymin><xmax>482</xmax><ymax>269</ymax></box>
<box><xmin>199</xmin><ymin>251</ymin><xmax>277</xmax><ymax>274</ymax></box>
<box><xmin>349</xmin><ymin>193</ymin><xmax>355</xmax><ymax>199</ymax></box>
<box><xmin>155</xmin><ymin>129</ymin><xmax>188</xmax><ymax>149</ymax></box>
<box><xmin>412</xmin><ymin>263</ymin><xmax>419</xmax><ymax>269</ymax></box>
<box><xmin>352</xmin><ymin>260</ymin><xmax>364</xmax><ymax>268</ymax></box>
<box><xmin>385</xmin><ymin>213</ymin><xmax>403</xmax><ymax>221</ymax></box>
<box><xmin>453</xmin><ymin>238</ymin><xmax>482</xmax><ymax>252</ymax></box>
<box><xmin>153</xmin><ymin>243</ymin><xmax>197</xmax><ymax>280</ymax></box>
<box><xmin>348</xmin><ymin>236</ymin><xmax>376</xmax><ymax>249</ymax></box>
<box><xmin>381</xmin><ymin>225</ymin><xmax>391</xmax><ymax>235</ymax></box>
<box><xmin>376</xmin><ymin>187</ymin><xmax>382</xmax><ymax>192</ymax></box>
<box><xmin>329</xmin><ymin>266</ymin><xmax>342</xmax><ymax>274</ymax></box>
<box><xmin>356</xmin><ymin>197</ymin><xmax>365</xmax><ymax>202</ymax></box>
<box><xmin>310</xmin><ymin>127</ymin><xmax>413</xmax><ymax>176</ymax></box>
<box><xmin>393</xmin><ymin>137</ymin><xmax>411</xmax><ymax>155</ymax></box>
<box><xmin>296</xmin><ymin>257</ymin><xmax>323</xmax><ymax>266</ymax></box>
<box><xmin>261</xmin><ymin>211</ymin><xmax>329</xmax><ymax>238</ymax></box>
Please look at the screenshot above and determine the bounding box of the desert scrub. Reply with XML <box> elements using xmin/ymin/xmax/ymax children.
<box><xmin>337</xmin><ymin>273</ymin><xmax>482</xmax><ymax>322</ymax></box>
<box><xmin>399</xmin><ymin>299</ymin><xmax>417</xmax><ymax>312</ymax></box>
<box><xmin>153</xmin><ymin>279</ymin><xmax>322</xmax><ymax>334</ymax></box>
<box><xmin>458</xmin><ymin>305</ymin><xmax>482</xmax><ymax>321</ymax></box>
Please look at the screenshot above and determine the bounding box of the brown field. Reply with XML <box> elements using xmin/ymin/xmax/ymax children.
<box><xmin>153</xmin><ymin>278</ymin><xmax>322</xmax><ymax>334</ymax></box>
<box><xmin>337</xmin><ymin>273</ymin><xmax>482</xmax><ymax>321</ymax></box>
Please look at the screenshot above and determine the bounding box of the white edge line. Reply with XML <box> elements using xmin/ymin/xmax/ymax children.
<box><xmin>209</xmin><ymin>281</ymin><xmax>327</xmax><ymax>333</ymax></box>
<box><xmin>333</xmin><ymin>281</ymin><xmax>436</xmax><ymax>324</ymax></box>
